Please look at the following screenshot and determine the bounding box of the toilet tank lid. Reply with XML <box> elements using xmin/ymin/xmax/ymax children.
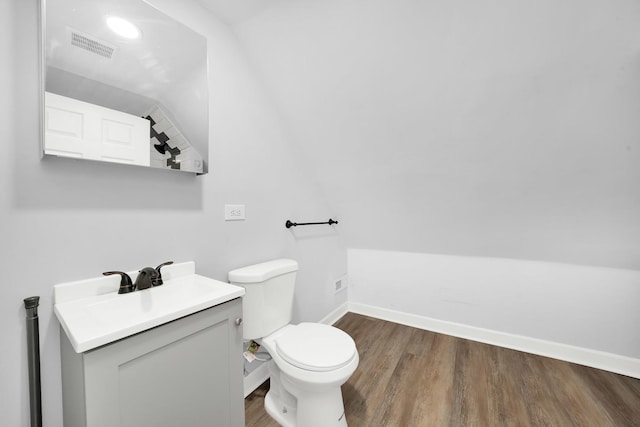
<box><xmin>228</xmin><ymin>259</ymin><xmax>298</xmax><ymax>283</ymax></box>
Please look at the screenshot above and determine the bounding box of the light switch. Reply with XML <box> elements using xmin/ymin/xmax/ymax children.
<box><xmin>225</xmin><ymin>204</ymin><xmax>245</xmax><ymax>221</ymax></box>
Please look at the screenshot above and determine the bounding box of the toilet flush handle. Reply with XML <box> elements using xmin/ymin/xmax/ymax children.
<box><xmin>235</xmin><ymin>318</ymin><xmax>242</xmax><ymax>326</ymax></box>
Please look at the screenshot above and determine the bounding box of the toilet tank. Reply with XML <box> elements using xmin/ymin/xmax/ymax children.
<box><xmin>228</xmin><ymin>259</ymin><xmax>298</xmax><ymax>340</ymax></box>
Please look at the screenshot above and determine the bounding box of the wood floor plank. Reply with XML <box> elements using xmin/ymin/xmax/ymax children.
<box><xmin>343</xmin><ymin>317</ymin><xmax>409</xmax><ymax>421</ymax></box>
<box><xmin>404</xmin><ymin>330</ymin><xmax>454</xmax><ymax>427</ymax></box>
<box><xmin>420</xmin><ymin>333</ymin><xmax>462</xmax><ymax>425</ymax></box>
<box><xmin>569</xmin><ymin>363</ymin><xmax>640</xmax><ymax>426</ymax></box>
<box><xmin>452</xmin><ymin>339</ymin><xmax>492</xmax><ymax>426</ymax></box>
<box><xmin>508</xmin><ymin>350</ymin><xmax>569</xmax><ymax>426</ymax></box>
<box><xmin>245</xmin><ymin>313</ymin><xmax>640</xmax><ymax>427</ymax></box>
<box><xmin>544</xmin><ymin>357</ymin><xmax>616</xmax><ymax>426</ymax></box>
<box><xmin>244</xmin><ymin>381</ymin><xmax>279</xmax><ymax>427</ymax></box>
<box><xmin>483</xmin><ymin>345</ymin><xmax>531</xmax><ymax>427</ymax></box>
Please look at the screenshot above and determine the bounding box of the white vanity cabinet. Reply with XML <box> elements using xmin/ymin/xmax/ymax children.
<box><xmin>60</xmin><ymin>298</ymin><xmax>244</xmax><ymax>427</ymax></box>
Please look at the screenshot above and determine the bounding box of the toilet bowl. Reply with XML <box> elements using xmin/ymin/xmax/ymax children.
<box><xmin>228</xmin><ymin>259</ymin><xmax>359</xmax><ymax>427</ymax></box>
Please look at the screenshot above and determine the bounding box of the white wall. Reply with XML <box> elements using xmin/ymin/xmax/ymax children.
<box><xmin>4</xmin><ymin>0</ymin><xmax>640</xmax><ymax>423</ymax></box>
<box><xmin>0</xmin><ymin>1</ymin><xmax>347</xmax><ymax>426</ymax></box>
<box><xmin>231</xmin><ymin>0</ymin><xmax>640</xmax><ymax>270</ymax></box>
<box><xmin>349</xmin><ymin>249</ymin><xmax>640</xmax><ymax>375</ymax></box>
<box><xmin>225</xmin><ymin>0</ymin><xmax>640</xmax><ymax>375</ymax></box>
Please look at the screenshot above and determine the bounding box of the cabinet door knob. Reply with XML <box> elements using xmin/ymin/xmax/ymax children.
<box><xmin>235</xmin><ymin>318</ymin><xmax>242</xmax><ymax>326</ymax></box>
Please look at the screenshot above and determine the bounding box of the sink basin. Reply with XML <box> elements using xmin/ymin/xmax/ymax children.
<box><xmin>54</xmin><ymin>262</ymin><xmax>245</xmax><ymax>353</ymax></box>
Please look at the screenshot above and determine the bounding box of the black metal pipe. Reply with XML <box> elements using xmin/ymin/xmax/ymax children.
<box><xmin>24</xmin><ymin>296</ymin><xmax>42</xmax><ymax>427</ymax></box>
<box><xmin>285</xmin><ymin>219</ymin><xmax>338</xmax><ymax>229</ymax></box>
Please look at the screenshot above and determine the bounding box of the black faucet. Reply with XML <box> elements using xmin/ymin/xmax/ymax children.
<box><xmin>104</xmin><ymin>261</ymin><xmax>174</xmax><ymax>293</ymax></box>
<box><xmin>134</xmin><ymin>267</ymin><xmax>160</xmax><ymax>290</ymax></box>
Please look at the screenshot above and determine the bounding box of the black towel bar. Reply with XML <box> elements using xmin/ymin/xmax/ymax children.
<box><xmin>285</xmin><ymin>219</ymin><xmax>338</xmax><ymax>229</ymax></box>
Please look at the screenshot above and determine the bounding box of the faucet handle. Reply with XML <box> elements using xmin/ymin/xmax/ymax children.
<box><xmin>154</xmin><ymin>261</ymin><xmax>174</xmax><ymax>286</ymax></box>
<box><xmin>103</xmin><ymin>271</ymin><xmax>135</xmax><ymax>294</ymax></box>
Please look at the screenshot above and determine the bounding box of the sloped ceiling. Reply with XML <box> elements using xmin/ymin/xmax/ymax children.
<box><xmin>196</xmin><ymin>0</ymin><xmax>282</xmax><ymax>25</ymax></box>
<box><xmin>203</xmin><ymin>0</ymin><xmax>640</xmax><ymax>269</ymax></box>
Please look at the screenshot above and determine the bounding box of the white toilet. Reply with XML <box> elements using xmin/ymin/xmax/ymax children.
<box><xmin>228</xmin><ymin>259</ymin><xmax>359</xmax><ymax>427</ymax></box>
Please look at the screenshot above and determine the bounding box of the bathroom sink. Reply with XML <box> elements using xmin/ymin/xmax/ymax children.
<box><xmin>54</xmin><ymin>262</ymin><xmax>244</xmax><ymax>353</ymax></box>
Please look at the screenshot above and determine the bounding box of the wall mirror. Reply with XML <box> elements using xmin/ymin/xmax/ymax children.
<box><xmin>42</xmin><ymin>0</ymin><xmax>209</xmax><ymax>174</ymax></box>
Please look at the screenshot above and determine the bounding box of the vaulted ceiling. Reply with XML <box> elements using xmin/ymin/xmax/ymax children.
<box><xmin>200</xmin><ymin>0</ymin><xmax>640</xmax><ymax>269</ymax></box>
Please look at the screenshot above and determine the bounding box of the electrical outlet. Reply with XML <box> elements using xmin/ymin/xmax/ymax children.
<box><xmin>225</xmin><ymin>204</ymin><xmax>245</xmax><ymax>221</ymax></box>
<box><xmin>334</xmin><ymin>275</ymin><xmax>348</xmax><ymax>294</ymax></box>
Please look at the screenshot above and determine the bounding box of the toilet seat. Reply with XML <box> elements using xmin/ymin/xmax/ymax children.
<box><xmin>275</xmin><ymin>323</ymin><xmax>357</xmax><ymax>372</ymax></box>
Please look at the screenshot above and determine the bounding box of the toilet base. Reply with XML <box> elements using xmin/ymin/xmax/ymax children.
<box><xmin>259</xmin><ymin>324</ymin><xmax>357</xmax><ymax>427</ymax></box>
<box><xmin>264</xmin><ymin>385</ymin><xmax>348</xmax><ymax>427</ymax></box>
<box><xmin>265</xmin><ymin>391</ymin><xmax>295</xmax><ymax>427</ymax></box>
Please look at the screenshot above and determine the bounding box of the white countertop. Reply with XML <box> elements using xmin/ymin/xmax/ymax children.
<box><xmin>54</xmin><ymin>262</ymin><xmax>245</xmax><ymax>353</ymax></box>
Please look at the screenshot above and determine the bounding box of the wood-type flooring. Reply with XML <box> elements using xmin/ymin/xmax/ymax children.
<box><xmin>245</xmin><ymin>313</ymin><xmax>640</xmax><ymax>426</ymax></box>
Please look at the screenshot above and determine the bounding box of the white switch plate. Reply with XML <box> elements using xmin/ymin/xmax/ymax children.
<box><xmin>225</xmin><ymin>204</ymin><xmax>245</xmax><ymax>221</ymax></box>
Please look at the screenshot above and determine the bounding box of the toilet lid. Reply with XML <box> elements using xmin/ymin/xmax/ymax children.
<box><xmin>276</xmin><ymin>323</ymin><xmax>356</xmax><ymax>372</ymax></box>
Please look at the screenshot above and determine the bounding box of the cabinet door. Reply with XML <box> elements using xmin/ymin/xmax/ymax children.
<box><xmin>83</xmin><ymin>299</ymin><xmax>244</xmax><ymax>427</ymax></box>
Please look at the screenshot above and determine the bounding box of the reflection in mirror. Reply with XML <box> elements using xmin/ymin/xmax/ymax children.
<box><xmin>43</xmin><ymin>0</ymin><xmax>208</xmax><ymax>174</ymax></box>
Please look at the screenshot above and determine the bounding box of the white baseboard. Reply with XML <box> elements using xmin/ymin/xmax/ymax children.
<box><xmin>318</xmin><ymin>301</ymin><xmax>350</xmax><ymax>325</ymax></box>
<box><xmin>348</xmin><ymin>302</ymin><xmax>640</xmax><ymax>379</ymax></box>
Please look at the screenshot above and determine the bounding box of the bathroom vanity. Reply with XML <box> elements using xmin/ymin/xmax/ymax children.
<box><xmin>54</xmin><ymin>262</ymin><xmax>245</xmax><ymax>427</ymax></box>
